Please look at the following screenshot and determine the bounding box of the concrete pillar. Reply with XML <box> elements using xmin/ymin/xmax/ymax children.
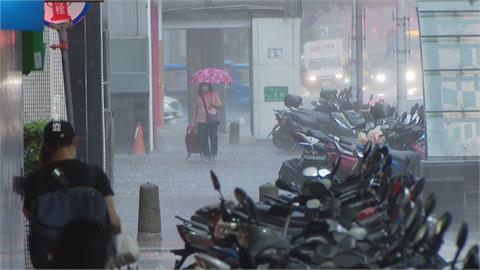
<box><xmin>396</xmin><ymin>0</ymin><xmax>407</xmax><ymax>113</ymax></box>
<box><xmin>186</xmin><ymin>29</ymin><xmax>227</xmax><ymax>131</ymax></box>
<box><xmin>351</xmin><ymin>0</ymin><xmax>363</xmax><ymax>105</ymax></box>
<box><xmin>138</xmin><ymin>183</ymin><xmax>161</xmax><ymax>246</ymax></box>
<box><xmin>251</xmin><ymin>18</ymin><xmax>301</xmax><ymax>139</ymax></box>
<box><xmin>229</xmin><ymin>121</ymin><xmax>240</xmax><ymax>144</ymax></box>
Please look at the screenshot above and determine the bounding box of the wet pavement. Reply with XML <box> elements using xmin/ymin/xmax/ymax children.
<box><xmin>113</xmin><ymin>119</ymin><xmax>479</xmax><ymax>269</ymax></box>
<box><xmin>113</xmin><ymin>118</ymin><xmax>293</xmax><ymax>268</ymax></box>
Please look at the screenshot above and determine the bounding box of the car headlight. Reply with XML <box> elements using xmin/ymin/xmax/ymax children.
<box><xmin>406</xmin><ymin>70</ymin><xmax>416</xmax><ymax>82</ymax></box>
<box><xmin>376</xmin><ymin>73</ymin><xmax>386</xmax><ymax>83</ymax></box>
<box><xmin>308</xmin><ymin>75</ymin><xmax>317</xmax><ymax>82</ymax></box>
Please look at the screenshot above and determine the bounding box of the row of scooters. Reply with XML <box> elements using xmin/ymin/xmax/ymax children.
<box><xmin>269</xmin><ymin>88</ymin><xmax>426</xmax><ymax>175</ymax></box>
<box><xmin>172</xmin><ymin>139</ymin><xmax>479</xmax><ymax>269</ymax></box>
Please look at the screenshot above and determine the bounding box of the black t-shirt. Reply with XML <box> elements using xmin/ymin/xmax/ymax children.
<box><xmin>23</xmin><ymin>159</ymin><xmax>114</xmax><ymax>212</ymax></box>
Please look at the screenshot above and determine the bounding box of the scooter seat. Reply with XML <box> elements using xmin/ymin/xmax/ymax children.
<box><xmin>289</xmin><ymin>109</ymin><xmax>330</xmax><ymax>128</ymax></box>
<box><xmin>305</xmin><ymin>129</ymin><xmax>357</xmax><ymax>146</ymax></box>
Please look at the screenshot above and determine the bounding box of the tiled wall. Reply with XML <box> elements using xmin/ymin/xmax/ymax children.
<box><xmin>0</xmin><ymin>30</ymin><xmax>26</xmax><ymax>268</ymax></box>
<box><xmin>22</xmin><ymin>28</ymin><xmax>67</xmax><ymax>123</ymax></box>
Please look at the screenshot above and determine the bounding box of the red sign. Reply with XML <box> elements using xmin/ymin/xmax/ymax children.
<box><xmin>44</xmin><ymin>2</ymin><xmax>89</xmax><ymax>27</ymax></box>
<box><xmin>50</xmin><ymin>2</ymin><xmax>71</xmax><ymax>21</ymax></box>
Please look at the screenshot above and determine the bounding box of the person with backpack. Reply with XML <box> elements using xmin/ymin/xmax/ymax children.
<box><xmin>51</xmin><ymin>218</ymin><xmax>112</xmax><ymax>269</ymax></box>
<box><xmin>23</xmin><ymin>120</ymin><xmax>122</xmax><ymax>269</ymax></box>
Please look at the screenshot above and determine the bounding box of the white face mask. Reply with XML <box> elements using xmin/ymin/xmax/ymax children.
<box><xmin>200</xmin><ymin>86</ymin><xmax>210</xmax><ymax>92</ymax></box>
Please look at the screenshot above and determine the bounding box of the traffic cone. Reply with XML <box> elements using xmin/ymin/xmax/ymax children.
<box><xmin>132</xmin><ymin>122</ymin><xmax>146</xmax><ymax>156</ymax></box>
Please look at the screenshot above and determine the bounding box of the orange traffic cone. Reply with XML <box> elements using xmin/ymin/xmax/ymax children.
<box><xmin>132</xmin><ymin>122</ymin><xmax>146</xmax><ymax>156</ymax></box>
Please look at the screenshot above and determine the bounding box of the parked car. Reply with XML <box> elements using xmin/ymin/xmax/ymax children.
<box><xmin>164</xmin><ymin>96</ymin><xmax>183</xmax><ymax>121</ymax></box>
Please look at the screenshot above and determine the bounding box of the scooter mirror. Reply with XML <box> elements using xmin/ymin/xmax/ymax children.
<box><xmin>411</xmin><ymin>178</ymin><xmax>425</xmax><ymax>200</ymax></box>
<box><xmin>451</xmin><ymin>221</ymin><xmax>469</xmax><ymax>268</ymax></box>
<box><xmin>401</xmin><ymin>111</ymin><xmax>408</xmax><ymax>123</ymax></box>
<box><xmin>306</xmin><ymin>199</ymin><xmax>322</xmax><ymax>209</ymax></box>
<box><xmin>424</xmin><ymin>193</ymin><xmax>436</xmax><ymax>220</ymax></box>
<box><xmin>330</xmin><ymin>156</ymin><xmax>341</xmax><ymax>177</ymax></box>
<box><xmin>399</xmin><ymin>188</ymin><xmax>412</xmax><ymax>208</ymax></box>
<box><xmin>303</xmin><ymin>167</ymin><xmax>319</xmax><ymax>178</ymax></box>
<box><xmin>457</xmin><ymin>222</ymin><xmax>469</xmax><ymax>252</ymax></box>
<box><xmin>405</xmin><ymin>204</ymin><xmax>420</xmax><ymax>232</ymax></box>
<box><xmin>410</xmin><ymin>103</ymin><xmax>419</xmax><ymax>117</ymax></box>
<box><xmin>430</xmin><ymin>212</ymin><xmax>452</xmax><ymax>255</ymax></box>
<box><xmin>210</xmin><ymin>170</ymin><xmax>221</xmax><ymax>191</ymax></box>
<box><xmin>318</xmin><ymin>168</ymin><xmax>331</xmax><ymax>178</ymax></box>
<box><xmin>464</xmin><ymin>245</ymin><xmax>479</xmax><ymax>270</ymax></box>
<box><xmin>435</xmin><ymin>212</ymin><xmax>453</xmax><ymax>236</ymax></box>
<box><xmin>234</xmin><ymin>187</ymin><xmax>246</xmax><ymax>203</ymax></box>
<box><xmin>413</xmin><ymin>223</ymin><xmax>428</xmax><ymax>249</ymax></box>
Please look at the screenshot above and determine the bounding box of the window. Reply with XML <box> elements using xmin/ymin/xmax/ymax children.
<box><xmin>442</xmin><ymin>88</ymin><xmax>458</xmax><ymax>106</ymax></box>
<box><xmin>465</xmin><ymin>124</ymin><xmax>473</xmax><ymax>139</ymax></box>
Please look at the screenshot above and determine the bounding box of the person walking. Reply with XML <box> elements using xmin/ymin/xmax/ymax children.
<box><xmin>192</xmin><ymin>82</ymin><xmax>223</xmax><ymax>161</ymax></box>
<box><xmin>23</xmin><ymin>120</ymin><xmax>122</xmax><ymax>269</ymax></box>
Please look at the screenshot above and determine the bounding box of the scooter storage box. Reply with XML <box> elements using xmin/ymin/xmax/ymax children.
<box><xmin>279</xmin><ymin>158</ymin><xmax>302</xmax><ymax>185</ymax></box>
<box><xmin>302</xmin><ymin>155</ymin><xmax>327</xmax><ymax>168</ymax></box>
<box><xmin>284</xmin><ymin>94</ymin><xmax>303</xmax><ymax>109</ymax></box>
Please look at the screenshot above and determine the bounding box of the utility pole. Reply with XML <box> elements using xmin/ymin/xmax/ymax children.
<box><xmin>351</xmin><ymin>0</ymin><xmax>363</xmax><ymax>107</ymax></box>
<box><xmin>396</xmin><ymin>0</ymin><xmax>407</xmax><ymax>113</ymax></box>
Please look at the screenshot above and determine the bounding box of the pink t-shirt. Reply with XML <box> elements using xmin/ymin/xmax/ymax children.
<box><xmin>194</xmin><ymin>91</ymin><xmax>222</xmax><ymax>123</ymax></box>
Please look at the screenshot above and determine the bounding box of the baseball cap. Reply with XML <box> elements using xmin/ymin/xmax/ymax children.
<box><xmin>43</xmin><ymin>120</ymin><xmax>76</xmax><ymax>143</ymax></box>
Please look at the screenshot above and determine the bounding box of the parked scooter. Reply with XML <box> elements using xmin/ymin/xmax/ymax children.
<box><xmin>173</xmin><ymin>144</ymin><xmax>475</xmax><ymax>269</ymax></box>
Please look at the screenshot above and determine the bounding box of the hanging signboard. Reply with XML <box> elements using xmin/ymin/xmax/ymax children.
<box><xmin>264</xmin><ymin>86</ymin><xmax>288</xmax><ymax>102</ymax></box>
<box><xmin>44</xmin><ymin>2</ymin><xmax>90</xmax><ymax>27</ymax></box>
<box><xmin>0</xmin><ymin>0</ymin><xmax>44</xmax><ymax>31</ymax></box>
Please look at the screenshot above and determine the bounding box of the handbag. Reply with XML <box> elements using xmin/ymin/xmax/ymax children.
<box><xmin>200</xmin><ymin>93</ymin><xmax>221</xmax><ymax>126</ymax></box>
<box><xmin>108</xmin><ymin>232</ymin><xmax>139</xmax><ymax>268</ymax></box>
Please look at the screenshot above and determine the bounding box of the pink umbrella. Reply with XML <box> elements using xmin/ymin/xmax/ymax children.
<box><xmin>190</xmin><ymin>67</ymin><xmax>233</xmax><ymax>85</ymax></box>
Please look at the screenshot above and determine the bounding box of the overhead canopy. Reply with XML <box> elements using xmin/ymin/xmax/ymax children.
<box><xmin>163</xmin><ymin>0</ymin><xmax>301</xmax><ymax>29</ymax></box>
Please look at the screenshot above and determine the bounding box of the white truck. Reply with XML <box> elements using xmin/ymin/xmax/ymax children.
<box><xmin>304</xmin><ymin>39</ymin><xmax>344</xmax><ymax>89</ymax></box>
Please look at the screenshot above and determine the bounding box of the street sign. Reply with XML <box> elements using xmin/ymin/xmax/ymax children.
<box><xmin>264</xmin><ymin>86</ymin><xmax>288</xmax><ymax>102</ymax></box>
<box><xmin>268</xmin><ymin>48</ymin><xmax>284</xmax><ymax>59</ymax></box>
<box><xmin>44</xmin><ymin>2</ymin><xmax>90</xmax><ymax>27</ymax></box>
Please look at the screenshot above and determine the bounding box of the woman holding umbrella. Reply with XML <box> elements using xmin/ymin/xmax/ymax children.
<box><xmin>191</xmin><ymin>67</ymin><xmax>232</xmax><ymax>161</ymax></box>
<box><xmin>192</xmin><ymin>82</ymin><xmax>223</xmax><ymax>161</ymax></box>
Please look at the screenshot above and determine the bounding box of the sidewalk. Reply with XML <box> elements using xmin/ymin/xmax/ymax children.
<box><xmin>113</xmin><ymin>123</ymin><xmax>294</xmax><ymax>268</ymax></box>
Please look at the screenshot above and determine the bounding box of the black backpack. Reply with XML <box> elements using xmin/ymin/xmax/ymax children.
<box><xmin>29</xmin><ymin>166</ymin><xmax>109</xmax><ymax>268</ymax></box>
